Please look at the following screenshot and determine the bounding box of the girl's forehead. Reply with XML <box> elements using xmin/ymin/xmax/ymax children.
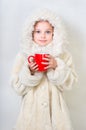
<box><xmin>34</xmin><ymin>20</ymin><xmax>53</xmax><ymax>28</ymax></box>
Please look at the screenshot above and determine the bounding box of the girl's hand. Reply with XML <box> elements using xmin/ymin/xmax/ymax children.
<box><xmin>28</xmin><ymin>61</ymin><xmax>39</xmax><ymax>75</ymax></box>
<box><xmin>42</xmin><ymin>54</ymin><xmax>57</xmax><ymax>70</ymax></box>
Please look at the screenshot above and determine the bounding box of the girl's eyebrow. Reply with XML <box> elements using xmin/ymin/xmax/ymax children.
<box><xmin>34</xmin><ymin>28</ymin><xmax>53</xmax><ymax>31</ymax></box>
<box><xmin>34</xmin><ymin>29</ymin><xmax>40</xmax><ymax>30</ymax></box>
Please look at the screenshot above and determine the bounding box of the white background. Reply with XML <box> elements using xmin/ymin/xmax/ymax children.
<box><xmin>1</xmin><ymin>0</ymin><xmax>86</xmax><ymax>130</ymax></box>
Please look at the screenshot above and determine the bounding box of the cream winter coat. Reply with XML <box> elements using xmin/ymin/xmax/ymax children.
<box><xmin>11</xmin><ymin>9</ymin><xmax>77</xmax><ymax>130</ymax></box>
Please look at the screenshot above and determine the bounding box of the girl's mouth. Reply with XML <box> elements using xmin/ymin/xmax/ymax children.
<box><xmin>39</xmin><ymin>40</ymin><xmax>47</xmax><ymax>43</ymax></box>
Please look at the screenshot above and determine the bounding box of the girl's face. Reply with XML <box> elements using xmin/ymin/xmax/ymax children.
<box><xmin>33</xmin><ymin>21</ymin><xmax>54</xmax><ymax>46</ymax></box>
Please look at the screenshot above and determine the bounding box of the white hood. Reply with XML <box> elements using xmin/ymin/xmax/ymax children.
<box><xmin>20</xmin><ymin>9</ymin><xmax>68</xmax><ymax>56</ymax></box>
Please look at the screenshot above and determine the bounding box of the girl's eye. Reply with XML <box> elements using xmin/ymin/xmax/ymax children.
<box><xmin>34</xmin><ymin>30</ymin><xmax>52</xmax><ymax>34</ymax></box>
<box><xmin>46</xmin><ymin>31</ymin><xmax>51</xmax><ymax>34</ymax></box>
<box><xmin>35</xmin><ymin>30</ymin><xmax>40</xmax><ymax>33</ymax></box>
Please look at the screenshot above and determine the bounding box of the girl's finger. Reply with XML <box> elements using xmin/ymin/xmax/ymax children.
<box><xmin>44</xmin><ymin>65</ymin><xmax>50</xmax><ymax>69</ymax></box>
<box><xmin>30</xmin><ymin>62</ymin><xmax>37</xmax><ymax>67</ymax></box>
<box><xmin>42</xmin><ymin>57</ymin><xmax>50</xmax><ymax>61</ymax></box>
<box><xmin>35</xmin><ymin>68</ymin><xmax>39</xmax><ymax>71</ymax></box>
<box><xmin>45</xmin><ymin>54</ymin><xmax>51</xmax><ymax>58</ymax></box>
<box><xmin>32</xmin><ymin>64</ymin><xmax>38</xmax><ymax>70</ymax></box>
<box><xmin>41</xmin><ymin>61</ymin><xmax>49</xmax><ymax>65</ymax></box>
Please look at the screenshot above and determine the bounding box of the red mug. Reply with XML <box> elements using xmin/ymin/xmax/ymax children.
<box><xmin>28</xmin><ymin>54</ymin><xmax>49</xmax><ymax>71</ymax></box>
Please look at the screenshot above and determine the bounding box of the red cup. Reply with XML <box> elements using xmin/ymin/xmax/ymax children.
<box><xmin>28</xmin><ymin>54</ymin><xmax>49</xmax><ymax>71</ymax></box>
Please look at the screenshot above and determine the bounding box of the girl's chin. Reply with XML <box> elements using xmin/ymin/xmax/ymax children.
<box><xmin>37</xmin><ymin>42</ymin><xmax>49</xmax><ymax>46</ymax></box>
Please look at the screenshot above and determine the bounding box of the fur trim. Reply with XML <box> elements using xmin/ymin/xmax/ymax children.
<box><xmin>20</xmin><ymin>9</ymin><xmax>68</xmax><ymax>55</ymax></box>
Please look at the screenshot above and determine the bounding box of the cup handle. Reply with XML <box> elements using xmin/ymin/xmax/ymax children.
<box><xmin>28</xmin><ymin>56</ymin><xmax>34</xmax><ymax>63</ymax></box>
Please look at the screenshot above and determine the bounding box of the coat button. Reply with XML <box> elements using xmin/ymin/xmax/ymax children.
<box><xmin>41</xmin><ymin>101</ymin><xmax>48</xmax><ymax>107</ymax></box>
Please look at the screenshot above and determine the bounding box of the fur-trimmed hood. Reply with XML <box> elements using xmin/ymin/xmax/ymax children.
<box><xmin>20</xmin><ymin>9</ymin><xmax>68</xmax><ymax>56</ymax></box>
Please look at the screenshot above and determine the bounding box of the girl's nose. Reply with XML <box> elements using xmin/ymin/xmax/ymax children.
<box><xmin>41</xmin><ymin>32</ymin><xmax>46</xmax><ymax>38</ymax></box>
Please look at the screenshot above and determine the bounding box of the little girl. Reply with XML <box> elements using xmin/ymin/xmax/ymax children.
<box><xmin>11</xmin><ymin>9</ymin><xmax>77</xmax><ymax>130</ymax></box>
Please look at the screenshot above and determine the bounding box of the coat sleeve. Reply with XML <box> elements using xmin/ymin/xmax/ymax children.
<box><xmin>47</xmin><ymin>52</ymin><xmax>77</xmax><ymax>91</ymax></box>
<box><xmin>10</xmin><ymin>53</ymin><xmax>43</xmax><ymax>96</ymax></box>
